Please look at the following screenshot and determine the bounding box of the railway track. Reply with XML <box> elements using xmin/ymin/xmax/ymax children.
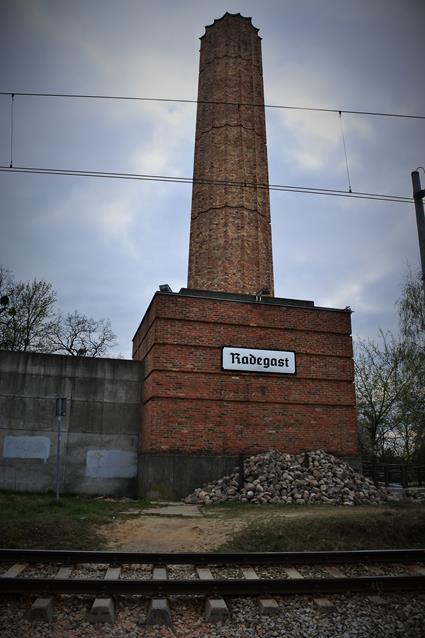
<box><xmin>1</xmin><ymin>548</ymin><xmax>425</xmax><ymax>625</ymax></box>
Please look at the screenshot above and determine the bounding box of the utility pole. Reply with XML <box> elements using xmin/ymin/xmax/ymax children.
<box><xmin>411</xmin><ymin>170</ymin><xmax>425</xmax><ymax>298</ymax></box>
<box><xmin>55</xmin><ymin>397</ymin><xmax>66</xmax><ymax>502</ymax></box>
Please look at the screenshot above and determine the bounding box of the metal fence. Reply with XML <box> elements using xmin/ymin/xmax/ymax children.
<box><xmin>362</xmin><ymin>463</ymin><xmax>425</xmax><ymax>488</ymax></box>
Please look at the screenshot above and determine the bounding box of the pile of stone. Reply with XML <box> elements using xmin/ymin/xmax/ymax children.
<box><xmin>404</xmin><ymin>487</ymin><xmax>425</xmax><ymax>503</ymax></box>
<box><xmin>185</xmin><ymin>449</ymin><xmax>389</xmax><ymax>506</ymax></box>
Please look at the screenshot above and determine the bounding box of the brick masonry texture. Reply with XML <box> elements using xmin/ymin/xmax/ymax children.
<box><xmin>132</xmin><ymin>293</ymin><xmax>359</xmax><ymax>458</ymax></box>
<box><xmin>187</xmin><ymin>13</ymin><xmax>274</xmax><ymax>295</ymax></box>
<box><xmin>132</xmin><ymin>14</ymin><xmax>358</xmax><ymax>467</ymax></box>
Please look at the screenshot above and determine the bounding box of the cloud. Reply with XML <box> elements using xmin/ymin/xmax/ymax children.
<box><xmin>128</xmin><ymin>102</ymin><xmax>195</xmax><ymax>177</ymax></box>
<box><xmin>266</xmin><ymin>61</ymin><xmax>374</xmax><ymax>181</ymax></box>
<box><xmin>1</xmin><ymin>0</ymin><xmax>423</xmax><ymax>359</ymax></box>
<box><xmin>38</xmin><ymin>178</ymin><xmax>163</xmax><ymax>262</ymax></box>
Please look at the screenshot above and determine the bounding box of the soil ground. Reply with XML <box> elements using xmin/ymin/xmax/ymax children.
<box><xmin>99</xmin><ymin>503</ymin><xmax>403</xmax><ymax>552</ymax></box>
<box><xmin>101</xmin><ymin>515</ymin><xmax>241</xmax><ymax>551</ymax></box>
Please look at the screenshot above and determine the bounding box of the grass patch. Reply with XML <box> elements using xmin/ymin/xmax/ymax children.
<box><xmin>202</xmin><ymin>502</ymin><xmax>338</xmax><ymax>519</ymax></box>
<box><xmin>217</xmin><ymin>504</ymin><xmax>425</xmax><ymax>551</ymax></box>
<box><xmin>0</xmin><ymin>492</ymin><xmax>149</xmax><ymax>550</ymax></box>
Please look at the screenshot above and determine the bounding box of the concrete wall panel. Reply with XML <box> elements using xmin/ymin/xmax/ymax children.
<box><xmin>3</xmin><ymin>435</ymin><xmax>50</xmax><ymax>460</ymax></box>
<box><xmin>0</xmin><ymin>350</ymin><xmax>143</xmax><ymax>496</ymax></box>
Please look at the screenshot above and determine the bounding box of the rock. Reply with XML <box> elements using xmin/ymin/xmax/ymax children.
<box><xmin>184</xmin><ymin>449</ymin><xmax>390</xmax><ymax>506</ymax></box>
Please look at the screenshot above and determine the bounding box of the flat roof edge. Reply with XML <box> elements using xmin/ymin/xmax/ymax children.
<box><xmin>132</xmin><ymin>288</ymin><xmax>352</xmax><ymax>342</ymax></box>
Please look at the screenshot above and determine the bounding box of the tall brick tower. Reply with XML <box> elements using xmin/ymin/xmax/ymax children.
<box><xmin>133</xmin><ymin>14</ymin><xmax>358</xmax><ymax>500</ymax></box>
<box><xmin>187</xmin><ymin>13</ymin><xmax>274</xmax><ymax>295</ymax></box>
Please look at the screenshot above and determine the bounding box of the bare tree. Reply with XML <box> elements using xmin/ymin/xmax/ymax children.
<box><xmin>0</xmin><ymin>268</ymin><xmax>56</xmax><ymax>351</ymax></box>
<box><xmin>47</xmin><ymin>310</ymin><xmax>117</xmax><ymax>357</ymax></box>
<box><xmin>397</xmin><ymin>269</ymin><xmax>425</xmax><ymax>460</ymax></box>
<box><xmin>355</xmin><ymin>333</ymin><xmax>411</xmax><ymax>459</ymax></box>
<box><xmin>0</xmin><ymin>267</ymin><xmax>17</xmax><ymax>338</ymax></box>
<box><xmin>0</xmin><ymin>266</ymin><xmax>14</xmax><ymax>295</ymax></box>
<box><xmin>0</xmin><ymin>266</ymin><xmax>117</xmax><ymax>358</ymax></box>
<box><xmin>399</xmin><ymin>268</ymin><xmax>425</xmax><ymax>349</ymax></box>
<box><xmin>355</xmin><ymin>269</ymin><xmax>425</xmax><ymax>461</ymax></box>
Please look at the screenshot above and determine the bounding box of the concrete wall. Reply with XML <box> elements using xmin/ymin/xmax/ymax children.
<box><xmin>0</xmin><ymin>350</ymin><xmax>143</xmax><ymax>496</ymax></box>
<box><xmin>138</xmin><ymin>452</ymin><xmax>242</xmax><ymax>500</ymax></box>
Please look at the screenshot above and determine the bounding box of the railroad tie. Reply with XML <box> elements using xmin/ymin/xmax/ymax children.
<box><xmin>319</xmin><ymin>565</ymin><xmax>347</xmax><ymax>612</ymax></box>
<box><xmin>240</xmin><ymin>566</ymin><xmax>279</xmax><ymax>616</ymax></box>
<box><xmin>326</xmin><ymin>563</ymin><xmax>388</xmax><ymax>608</ymax></box>
<box><xmin>3</xmin><ymin>563</ymin><xmax>27</xmax><ymax>578</ymax></box>
<box><xmin>196</xmin><ymin>567</ymin><xmax>229</xmax><ymax>624</ymax></box>
<box><xmin>410</xmin><ymin>565</ymin><xmax>425</xmax><ymax>576</ymax></box>
<box><xmin>324</xmin><ymin>566</ymin><xmax>346</xmax><ymax>578</ymax></box>
<box><xmin>285</xmin><ymin>566</ymin><xmax>334</xmax><ymax>614</ymax></box>
<box><xmin>88</xmin><ymin>566</ymin><xmax>121</xmax><ymax>624</ymax></box>
<box><xmin>365</xmin><ymin>565</ymin><xmax>387</xmax><ymax>603</ymax></box>
<box><xmin>365</xmin><ymin>566</ymin><xmax>386</xmax><ymax>604</ymax></box>
<box><xmin>28</xmin><ymin>566</ymin><xmax>73</xmax><ymax>622</ymax></box>
<box><xmin>282</xmin><ymin>567</ymin><xmax>304</xmax><ymax>580</ymax></box>
<box><xmin>146</xmin><ymin>566</ymin><xmax>172</xmax><ymax>626</ymax></box>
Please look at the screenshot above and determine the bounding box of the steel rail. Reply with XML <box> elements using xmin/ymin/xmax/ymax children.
<box><xmin>1</xmin><ymin>548</ymin><xmax>424</xmax><ymax>565</ymax></box>
<box><xmin>1</xmin><ymin>575</ymin><xmax>424</xmax><ymax>596</ymax></box>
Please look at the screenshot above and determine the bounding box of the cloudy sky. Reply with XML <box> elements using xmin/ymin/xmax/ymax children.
<box><xmin>0</xmin><ymin>0</ymin><xmax>424</xmax><ymax>358</ymax></box>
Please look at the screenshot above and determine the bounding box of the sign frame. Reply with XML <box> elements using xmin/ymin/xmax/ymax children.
<box><xmin>221</xmin><ymin>346</ymin><xmax>297</xmax><ymax>375</ymax></box>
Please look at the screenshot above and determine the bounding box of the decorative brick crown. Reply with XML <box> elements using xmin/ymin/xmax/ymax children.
<box><xmin>201</xmin><ymin>12</ymin><xmax>260</xmax><ymax>38</ymax></box>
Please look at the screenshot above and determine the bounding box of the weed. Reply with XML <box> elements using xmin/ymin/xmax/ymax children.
<box><xmin>0</xmin><ymin>492</ymin><xmax>149</xmax><ymax>549</ymax></box>
<box><xmin>218</xmin><ymin>506</ymin><xmax>425</xmax><ymax>551</ymax></box>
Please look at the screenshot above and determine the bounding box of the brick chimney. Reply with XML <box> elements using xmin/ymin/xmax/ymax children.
<box><xmin>187</xmin><ymin>13</ymin><xmax>274</xmax><ymax>296</ymax></box>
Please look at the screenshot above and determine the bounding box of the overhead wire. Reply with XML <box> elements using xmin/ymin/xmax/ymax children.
<box><xmin>0</xmin><ymin>165</ymin><xmax>413</xmax><ymax>204</ymax></box>
<box><xmin>0</xmin><ymin>91</ymin><xmax>424</xmax><ymax>121</ymax></box>
<box><xmin>0</xmin><ymin>91</ymin><xmax>419</xmax><ymax>205</ymax></box>
<box><xmin>9</xmin><ymin>94</ymin><xmax>14</xmax><ymax>168</ymax></box>
<box><xmin>339</xmin><ymin>111</ymin><xmax>352</xmax><ymax>193</ymax></box>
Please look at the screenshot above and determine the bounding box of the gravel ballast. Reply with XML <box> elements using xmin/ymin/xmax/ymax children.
<box><xmin>1</xmin><ymin>593</ymin><xmax>424</xmax><ymax>637</ymax></box>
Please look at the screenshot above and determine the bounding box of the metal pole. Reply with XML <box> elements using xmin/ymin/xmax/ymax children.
<box><xmin>55</xmin><ymin>415</ymin><xmax>62</xmax><ymax>502</ymax></box>
<box><xmin>411</xmin><ymin>170</ymin><xmax>425</xmax><ymax>298</ymax></box>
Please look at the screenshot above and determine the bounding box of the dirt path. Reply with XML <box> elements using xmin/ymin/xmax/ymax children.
<box><xmin>100</xmin><ymin>515</ymin><xmax>244</xmax><ymax>552</ymax></box>
<box><xmin>99</xmin><ymin>503</ymin><xmax>390</xmax><ymax>552</ymax></box>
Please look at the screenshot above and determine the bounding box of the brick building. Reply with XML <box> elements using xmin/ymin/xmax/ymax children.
<box><xmin>133</xmin><ymin>14</ymin><xmax>359</xmax><ymax>499</ymax></box>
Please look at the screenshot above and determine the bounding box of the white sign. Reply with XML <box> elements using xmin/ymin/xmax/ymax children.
<box><xmin>3</xmin><ymin>435</ymin><xmax>51</xmax><ymax>461</ymax></box>
<box><xmin>222</xmin><ymin>347</ymin><xmax>296</xmax><ymax>374</ymax></box>
<box><xmin>85</xmin><ymin>450</ymin><xmax>138</xmax><ymax>479</ymax></box>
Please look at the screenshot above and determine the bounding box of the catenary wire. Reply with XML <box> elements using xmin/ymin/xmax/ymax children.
<box><xmin>9</xmin><ymin>94</ymin><xmax>14</xmax><ymax>168</ymax></box>
<box><xmin>0</xmin><ymin>92</ymin><xmax>419</xmax><ymax>204</ymax></box>
<box><xmin>0</xmin><ymin>91</ymin><xmax>424</xmax><ymax>121</ymax></box>
<box><xmin>339</xmin><ymin>112</ymin><xmax>352</xmax><ymax>193</ymax></box>
<box><xmin>0</xmin><ymin>165</ymin><xmax>413</xmax><ymax>204</ymax></box>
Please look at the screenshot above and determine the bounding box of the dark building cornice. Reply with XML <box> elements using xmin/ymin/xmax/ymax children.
<box><xmin>200</xmin><ymin>12</ymin><xmax>260</xmax><ymax>39</ymax></box>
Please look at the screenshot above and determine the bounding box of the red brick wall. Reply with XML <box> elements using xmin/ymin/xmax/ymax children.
<box><xmin>188</xmin><ymin>14</ymin><xmax>274</xmax><ymax>295</ymax></box>
<box><xmin>133</xmin><ymin>292</ymin><xmax>359</xmax><ymax>458</ymax></box>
